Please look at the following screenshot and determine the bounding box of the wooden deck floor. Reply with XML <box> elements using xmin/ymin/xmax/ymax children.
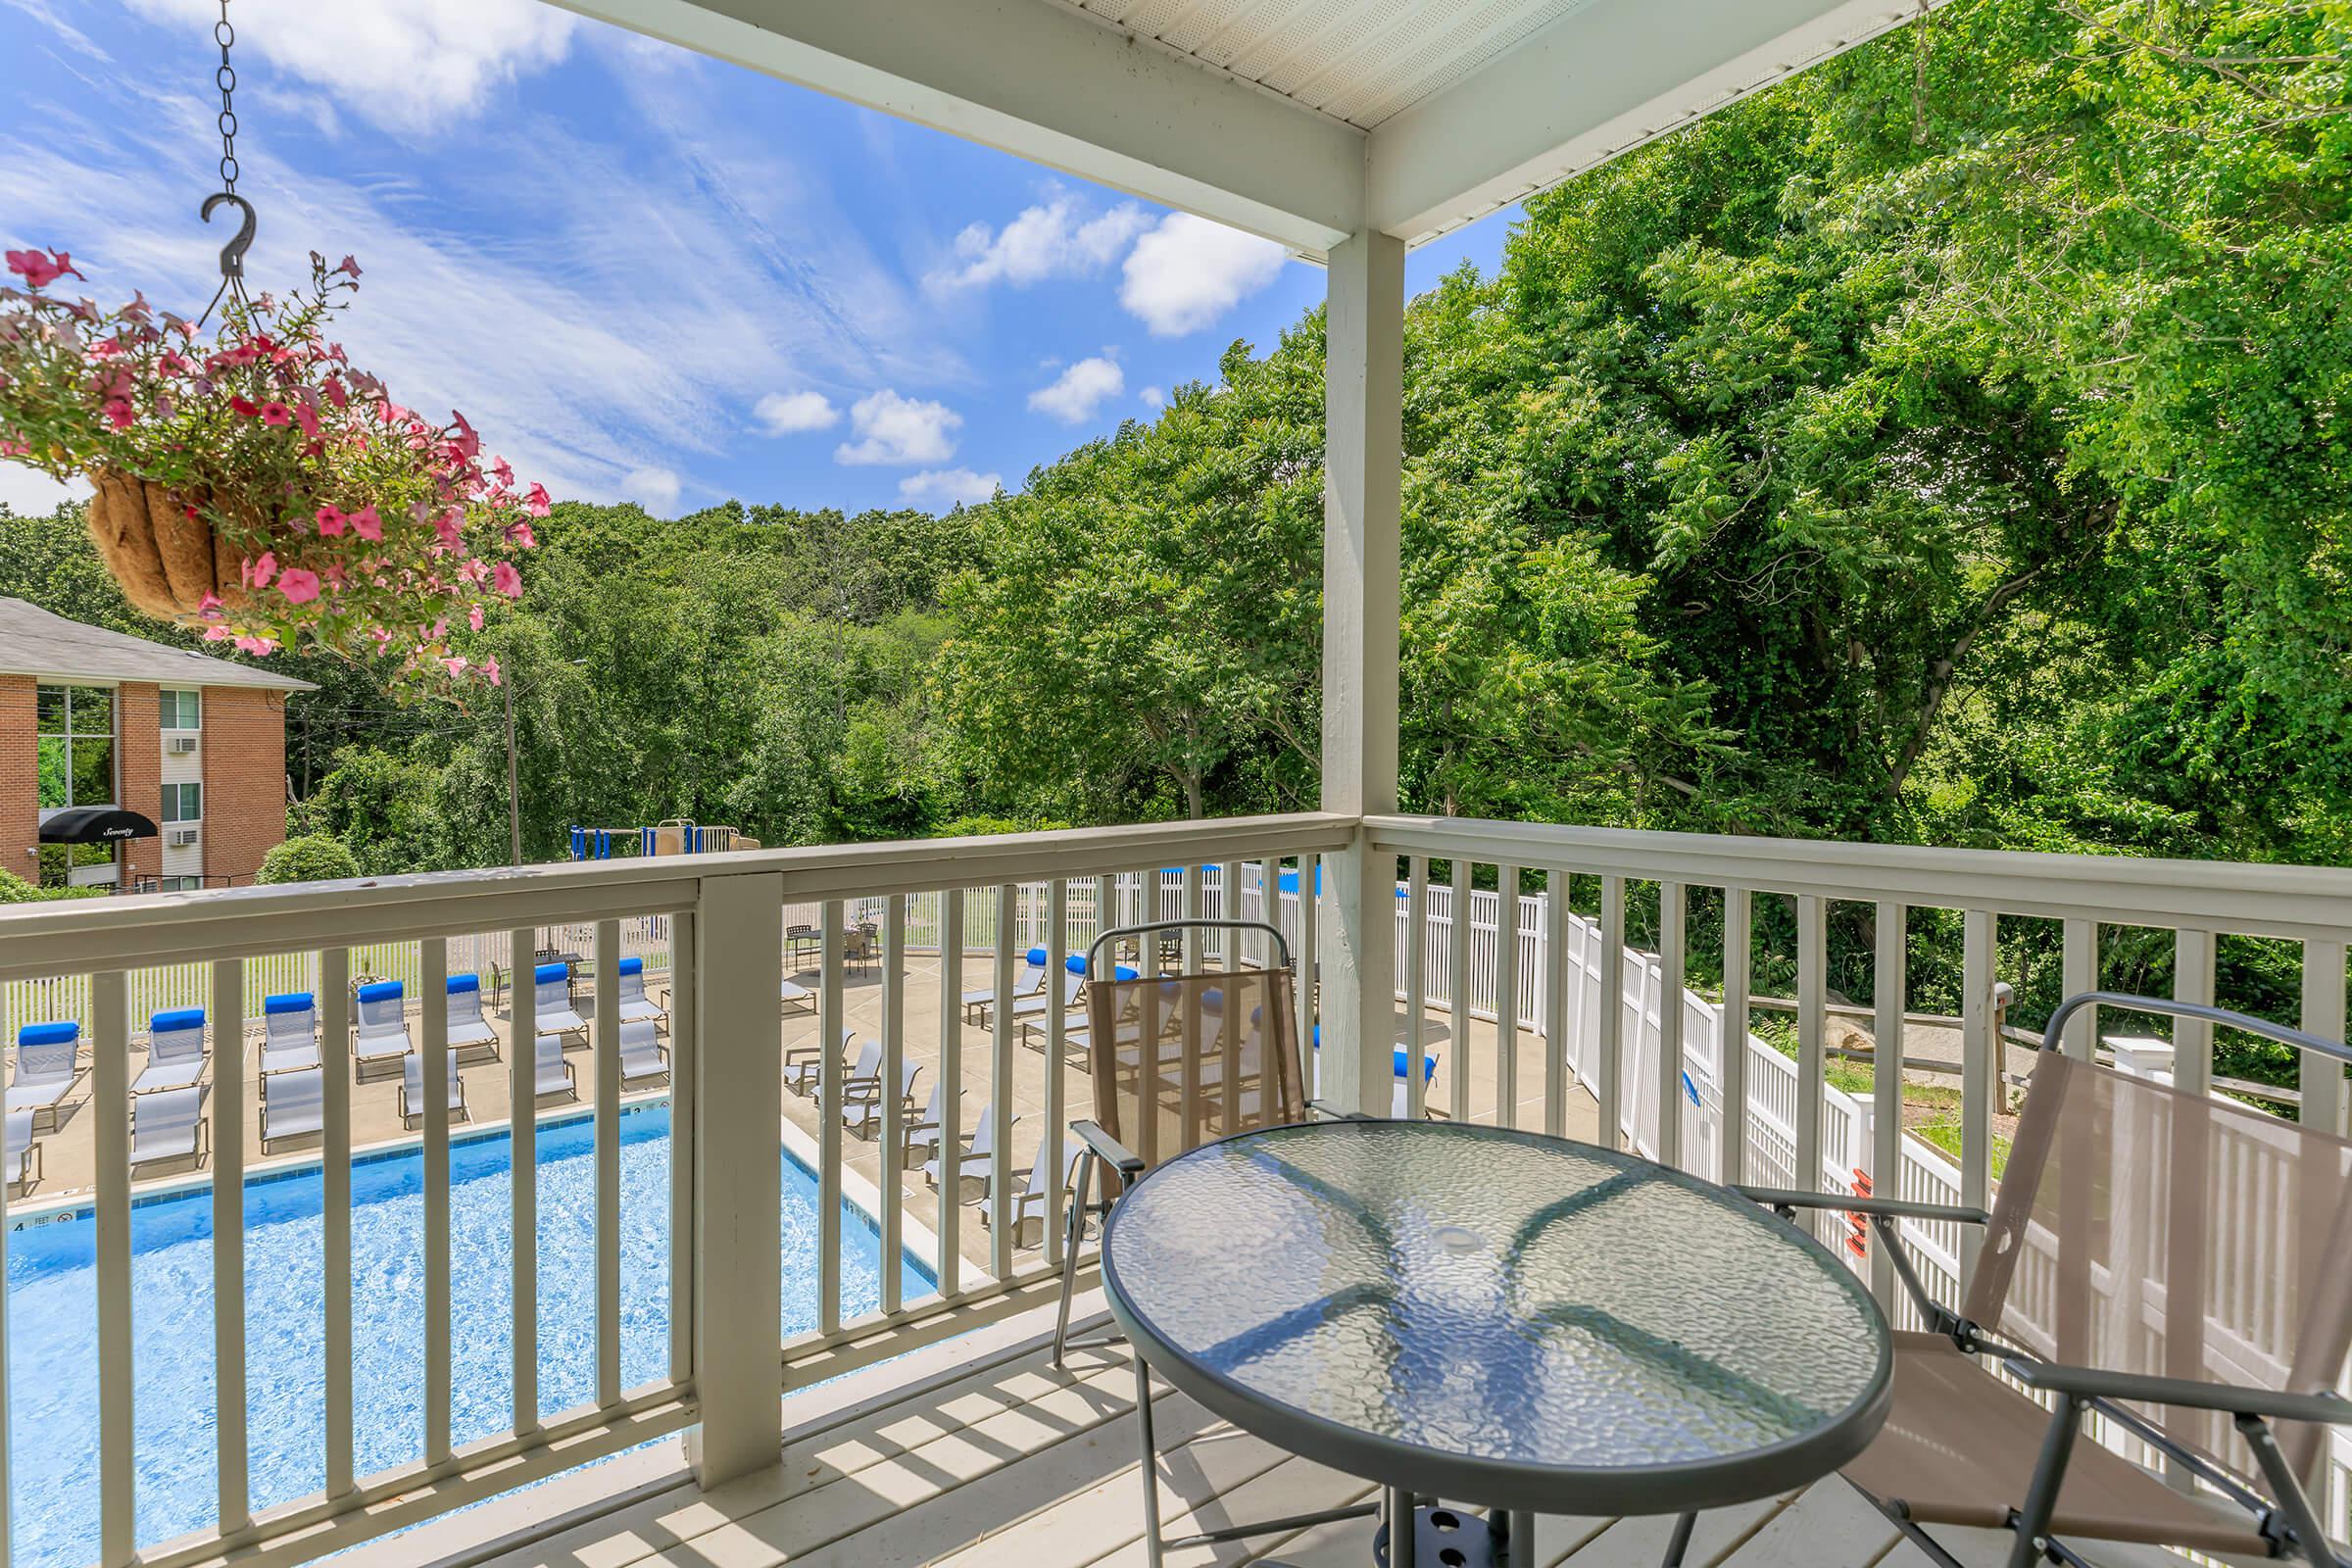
<box><xmin>450</xmin><ymin>1314</ymin><xmax>2180</xmax><ymax>1568</ymax></box>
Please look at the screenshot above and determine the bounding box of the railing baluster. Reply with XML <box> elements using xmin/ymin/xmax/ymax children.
<box><xmin>1447</xmin><ymin>858</ymin><xmax>1472</xmax><ymax>1122</ymax></box>
<box><xmin>665</xmin><ymin>910</ymin><xmax>694</xmax><ymax>1386</ymax></box>
<box><xmin>2060</xmin><ymin>917</ymin><xmax>2097</xmax><ymax>1060</ymax></box>
<box><xmin>1871</xmin><ymin>903</ymin><xmax>1905</xmax><ymax>1311</ymax></box>
<box><xmin>1297</xmin><ymin>854</ymin><xmax>1319</xmax><ymax>1086</ymax></box>
<box><xmin>320</xmin><ymin>946</ymin><xmax>354</xmax><ymax>1498</ymax></box>
<box><xmin>1044</xmin><ymin>879</ymin><xmax>1068</xmax><ymax>1266</ymax></box>
<box><xmin>1656</xmin><ymin>882</ymin><xmax>1686</xmax><ymax>1170</ymax></box>
<box><xmin>2301</xmin><ymin>941</ymin><xmax>2348</xmax><ymax>1138</ymax></box>
<box><xmin>1405</xmin><ymin>858</ymin><xmax>1429</xmax><ymax>1121</ymax></box>
<box><xmin>1796</xmin><ymin>895</ymin><xmax>1826</xmax><ymax>1217</ymax></box>
<box><xmin>936</xmin><ymin>890</ymin><xmax>962</xmax><ymax>1299</ymax></box>
<box><xmin>1542</xmin><ymin>868</ymin><xmax>1567</xmax><ymax>1137</ymax></box>
<box><xmin>1222</xmin><ymin>860</ymin><xmax>1244</xmax><ymax>971</ymax></box>
<box><xmin>1959</xmin><ymin>909</ymin><xmax>1995</xmax><ymax>1291</ymax></box>
<box><xmin>506</xmin><ymin>924</ymin><xmax>538</xmax><ymax>1431</ymax></box>
<box><xmin>1495</xmin><ymin>864</ymin><xmax>1520</xmax><ymax>1130</ymax></box>
<box><xmin>594</xmin><ymin>920</ymin><xmax>622</xmax><ymax>1407</ymax></box>
<box><xmin>95</xmin><ymin>969</ymin><xmax>134</xmax><ymax>1568</ymax></box>
<box><xmin>992</xmin><ymin>885</ymin><xmax>1016</xmax><ymax>1280</ymax></box>
<box><xmin>421</xmin><ymin>938</ymin><xmax>454</xmax><ymax>1463</ymax></box>
<box><xmin>1721</xmin><ymin>888</ymin><xmax>1749</xmax><ymax>1185</ymax></box>
<box><xmin>1595</xmin><ymin>876</ymin><xmax>1625</xmax><ymax>1150</ymax></box>
<box><xmin>1184</xmin><ymin>864</ymin><xmax>1203</xmax><ymax>973</ymax></box>
<box><xmin>212</xmin><ymin>957</ymin><xmax>249</xmax><ymax>1533</ymax></box>
<box><xmin>2174</xmin><ymin>927</ymin><xmax>2217</xmax><ymax>1097</ymax></box>
<box><xmin>880</xmin><ymin>896</ymin><xmax>907</xmax><ymax>1309</ymax></box>
<box><xmin>818</xmin><ymin>900</ymin><xmax>845</xmax><ymax>1334</ymax></box>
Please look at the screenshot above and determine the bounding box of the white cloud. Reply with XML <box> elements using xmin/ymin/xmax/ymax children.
<box><xmin>0</xmin><ymin>465</ymin><xmax>87</xmax><ymax>515</ymax></box>
<box><xmin>754</xmin><ymin>390</ymin><xmax>840</xmax><ymax>434</ymax></box>
<box><xmin>926</xmin><ymin>196</ymin><xmax>1149</xmax><ymax>294</ymax></box>
<box><xmin>835</xmin><ymin>389</ymin><xmax>961</xmax><ymax>466</ymax></box>
<box><xmin>899</xmin><ymin>468</ymin><xmax>1002</xmax><ymax>509</ymax></box>
<box><xmin>1028</xmin><ymin>356</ymin><xmax>1125</xmax><ymax>424</ymax></box>
<box><xmin>1120</xmin><ymin>214</ymin><xmax>1288</xmax><ymax>336</ymax></box>
<box><xmin>621</xmin><ymin>466</ymin><xmax>682</xmax><ymax>515</ymax></box>
<box><xmin>1139</xmin><ymin>385</ymin><xmax>1166</xmax><ymax>410</ymax></box>
<box><xmin>121</xmin><ymin>0</ymin><xmax>575</xmax><ymax>137</ymax></box>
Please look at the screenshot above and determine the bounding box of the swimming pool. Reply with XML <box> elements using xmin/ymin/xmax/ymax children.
<box><xmin>4</xmin><ymin>1103</ymin><xmax>933</xmax><ymax>1568</ymax></box>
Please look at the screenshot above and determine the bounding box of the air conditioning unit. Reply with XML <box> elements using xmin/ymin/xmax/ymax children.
<box><xmin>167</xmin><ymin>827</ymin><xmax>200</xmax><ymax>848</ymax></box>
<box><xmin>167</xmin><ymin>735</ymin><xmax>199</xmax><ymax>755</ymax></box>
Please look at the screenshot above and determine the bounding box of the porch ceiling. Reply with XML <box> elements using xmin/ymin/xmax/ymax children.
<box><xmin>550</xmin><ymin>0</ymin><xmax>1936</xmax><ymax>255</ymax></box>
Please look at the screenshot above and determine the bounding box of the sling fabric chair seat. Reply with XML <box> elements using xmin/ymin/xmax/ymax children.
<box><xmin>615</xmin><ymin>957</ymin><xmax>665</xmax><ymax>1028</ymax></box>
<box><xmin>133</xmin><ymin>1008</ymin><xmax>207</xmax><ymax>1095</ymax></box>
<box><xmin>352</xmin><ymin>981</ymin><xmax>412</xmax><ymax>1079</ymax></box>
<box><xmin>8</xmin><ymin>1021</ymin><xmax>78</xmax><ymax>1127</ymax></box>
<box><xmin>261</xmin><ymin>993</ymin><xmax>319</xmax><ymax>1075</ymax></box>
<box><xmin>260</xmin><ymin>1064</ymin><xmax>323</xmax><ymax>1147</ymax></box>
<box><xmin>446</xmin><ymin>973</ymin><xmax>501</xmax><ymax>1054</ymax></box>
<box><xmin>533</xmin><ymin>1033</ymin><xmax>577</xmax><ymax>1101</ymax></box>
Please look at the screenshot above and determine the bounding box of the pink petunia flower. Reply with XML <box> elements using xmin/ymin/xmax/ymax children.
<box><xmin>260</xmin><ymin>402</ymin><xmax>292</xmax><ymax>426</ymax></box>
<box><xmin>349</xmin><ymin>505</ymin><xmax>382</xmax><ymax>541</ymax></box>
<box><xmin>234</xmin><ymin>634</ymin><xmax>277</xmax><ymax>656</ymax></box>
<box><xmin>467</xmin><ymin>605</ymin><xmax>485</xmax><ymax>632</ymax></box>
<box><xmin>335</xmin><ymin>255</ymin><xmax>362</xmax><ymax>279</ymax></box>
<box><xmin>315</xmin><ymin>504</ymin><xmax>347</xmax><ymax>537</ymax></box>
<box><xmin>276</xmin><ymin>567</ymin><xmax>322</xmax><ymax>605</ymax></box>
<box><xmin>492</xmin><ymin>561</ymin><xmax>523</xmax><ymax>599</ymax></box>
<box><xmin>505</xmin><ymin>520</ymin><xmax>537</xmax><ymax>550</ymax></box>
<box><xmin>480</xmin><ymin>656</ymin><xmax>502</xmax><ymax>686</ymax></box>
<box><xmin>229</xmin><ymin>395</ymin><xmax>261</xmax><ymax>418</ymax></box>
<box><xmin>244</xmin><ymin>552</ymin><xmax>277</xmax><ymax>589</ymax></box>
<box><xmin>523</xmin><ymin>482</ymin><xmax>551</xmax><ymax>517</ymax></box>
<box><xmin>102</xmin><ymin>397</ymin><xmax>136</xmax><ymax>430</ymax></box>
<box><xmin>4</xmin><ymin>248</ymin><xmax>83</xmax><ymax>289</ymax></box>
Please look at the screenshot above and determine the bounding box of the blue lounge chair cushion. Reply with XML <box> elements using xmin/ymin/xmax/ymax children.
<box><xmin>618</xmin><ymin>956</ymin><xmax>643</xmax><ymax>976</ymax></box>
<box><xmin>356</xmin><ymin>981</ymin><xmax>403</xmax><ymax>1004</ymax></box>
<box><xmin>534</xmin><ymin>962</ymin><xmax>568</xmax><ymax>984</ymax></box>
<box><xmin>1308</xmin><ymin>1026</ymin><xmax>1435</xmax><ymax>1083</ymax></box>
<box><xmin>1114</xmin><ymin>964</ymin><xmax>1139</xmax><ymax>981</ymax></box>
<box><xmin>1025</xmin><ymin>947</ymin><xmax>1049</xmax><ymax>967</ymax></box>
<box><xmin>447</xmin><ymin>973</ymin><xmax>480</xmax><ymax>994</ymax></box>
<box><xmin>1065</xmin><ymin>954</ymin><xmax>1090</xmax><ymax>976</ymax></box>
<box><xmin>19</xmin><ymin>1020</ymin><xmax>78</xmax><ymax>1047</ymax></box>
<box><xmin>151</xmin><ymin>1007</ymin><xmax>205</xmax><ymax>1033</ymax></box>
<box><xmin>264</xmin><ymin>993</ymin><xmax>314</xmax><ymax>1016</ymax></box>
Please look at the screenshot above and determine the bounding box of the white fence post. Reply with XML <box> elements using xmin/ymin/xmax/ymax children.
<box><xmin>685</xmin><ymin>868</ymin><xmax>782</xmax><ymax>1487</ymax></box>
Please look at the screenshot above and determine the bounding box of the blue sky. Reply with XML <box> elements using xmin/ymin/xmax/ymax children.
<box><xmin>0</xmin><ymin>0</ymin><xmax>1513</xmax><ymax>519</ymax></box>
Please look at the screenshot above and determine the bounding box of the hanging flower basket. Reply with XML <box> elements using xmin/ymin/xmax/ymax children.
<box><xmin>0</xmin><ymin>247</ymin><xmax>543</xmax><ymax>696</ymax></box>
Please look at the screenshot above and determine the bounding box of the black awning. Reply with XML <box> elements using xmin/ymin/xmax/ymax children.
<box><xmin>39</xmin><ymin>808</ymin><xmax>158</xmax><ymax>845</ymax></box>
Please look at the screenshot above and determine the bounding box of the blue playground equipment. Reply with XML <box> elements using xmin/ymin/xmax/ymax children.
<box><xmin>566</xmin><ymin>818</ymin><xmax>751</xmax><ymax>860</ymax></box>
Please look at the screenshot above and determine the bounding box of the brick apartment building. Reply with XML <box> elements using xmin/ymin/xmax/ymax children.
<box><xmin>1</xmin><ymin>597</ymin><xmax>315</xmax><ymax>893</ymax></box>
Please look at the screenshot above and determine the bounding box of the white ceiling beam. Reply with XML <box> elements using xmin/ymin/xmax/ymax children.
<box><xmin>549</xmin><ymin>0</ymin><xmax>1366</xmax><ymax>254</ymax></box>
<box><xmin>1363</xmin><ymin>0</ymin><xmax>1931</xmax><ymax>243</ymax></box>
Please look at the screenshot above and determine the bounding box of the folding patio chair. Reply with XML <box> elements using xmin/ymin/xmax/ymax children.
<box><xmin>615</xmin><ymin>956</ymin><xmax>666</xmax><ymax>1031</ymax></box>
<box><xmin>533</xmin><ymin>1032</ymin><xmax>578</xmax><ymax>1102</ymax></box>
<box><xmin>260</xmin><ymin>992</ymin><xmax>319</xmax><ymax>1075</ymax></box>
<box><xmin>130</xmin><ymin>1082</ymin><xmax>207</xmax><ymax>1169</ymax></box>
<box><xmin>7</xmin><ymin>1021</ymin><xmax>78</xmax><ymax>1132</ymax></box>
<box><xmin>1738</xmin><ymin>992</ymin><xmax>2352</xmax><ymax>1568</ymax></box>
<box><xmin>784</xmin><ymin>1028</ymin><xmax>866</xmax><ymax>1098</ymax></box>
<box><xmin>535</xmin><ymin>962</ymin><xmax>588</xmax><ymax>1048</ymax></box>
<box><xmin>1050</xmin><ymin>918</ymin><xmax>1374</xmax><ymax>1565</ymax></box>
<box><xmin>132</xmin><ymin>1008</ymin><xmax>208</xmax><ymax>1095</ymax></box>
<box><xmin>617</xmin><ymin>1018</ymin><xmax>670</xmax><ymax>1088</ymax></box>
<box><xmin>843</xmin><ymin>1059</ymin><xmax>921</xmax><ymax>1140</ymax></box>
<box><xmin>446</xmin><ymin>972</ymin><xmax>502</xmax><ymax>1055</ymax></box>
<box><xmin>399</xmin><ymin>1048</ymin><xmax>467</xmax><ymax>1127</ymax></box>
<box><xmin>351</xmin><ymin>980</ymin><xmax>412</xmax><ymax>1081</ymax></box>
<box><xmin>963</xmin><ymin>947</ymin><xmax>1049</xmax><ymax>1022</ymax></box>
<box><xmin>259</xmin><ymin>1063</ymin><xmax>323</xmax><ymax>1150</ymax></box>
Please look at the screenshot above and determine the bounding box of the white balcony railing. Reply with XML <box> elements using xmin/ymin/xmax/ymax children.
<box><xmin>4</xmin><ymin>810</ymin><xmax>2349</xmax><ymax>1566</ymax></box>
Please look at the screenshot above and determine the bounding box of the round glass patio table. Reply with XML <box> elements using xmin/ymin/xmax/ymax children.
<box><xmin>1100</xmin><ymin>1120</ymin><xmax>1892</xmax><ymax>1518</ymax></box>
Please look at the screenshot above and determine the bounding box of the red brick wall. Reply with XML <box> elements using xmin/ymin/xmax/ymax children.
<box><xmin>202</xmin><ymin>686</ymin><xmax>290</xmax><ymax>885</ymax></box>
<box><xmin>117</xmin><ymin>682</ymin><xmax>161</xmax><ymax>887</ymax></box>
<box><xmin>0</xmin><ymin>675</ymin><xmax>34</xmax><ymax>885</ymax></box>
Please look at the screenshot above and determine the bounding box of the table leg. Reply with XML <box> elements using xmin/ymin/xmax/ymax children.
<box><xmin>1661</xmin><ymin>1512</ymin><xmax>1697</xmax><ymax>1568</ymax></box>
<box><xmin>1136</xmin><ymin>1355</ymin><xmax>1165</xmax><ymax>1568</ymax></box>
<box><xmin>1508</xmin><ymin>1509</ymin><xmax>1535</xmax><ymax>1568</ymax></box>
<box><xmin>1386</xmin><ymin>1487</ymin><xmax>1415</xmax><ymax>1568</ymax></box>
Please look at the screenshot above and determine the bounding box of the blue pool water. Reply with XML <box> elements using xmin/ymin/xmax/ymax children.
<box><xmin>4</xmin><ymin>1104</ymin><xmax>932</xmax><ymax>1567</ymax></box>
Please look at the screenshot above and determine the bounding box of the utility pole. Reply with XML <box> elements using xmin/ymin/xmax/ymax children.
<box><xmin>504</xmin><ymin>676</ymin><xmax>522</xmax><ymax>867</ymax></box>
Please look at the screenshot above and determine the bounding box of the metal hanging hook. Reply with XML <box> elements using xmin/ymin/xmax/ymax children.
<box><xmin>201</xmin><ymin>190</ymin><xmax>257</xmax><ymax>282</ymax></box>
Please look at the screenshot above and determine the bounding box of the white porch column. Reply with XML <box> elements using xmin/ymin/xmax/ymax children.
<box><xmin>1320</xmin><ymin>227</ymin><xmax>1404</xmax><ymax>1115</ymax></box>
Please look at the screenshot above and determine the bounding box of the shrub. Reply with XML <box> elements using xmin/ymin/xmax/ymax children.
<box><xmin>0</xmin><ymin>867</ymin><xmax>106</xmax><ymax>903</ymax></box>
<box><xmin>257</xmin><ymin>834</ymin><xmax>361</xmax><ymax>885</ymax></box>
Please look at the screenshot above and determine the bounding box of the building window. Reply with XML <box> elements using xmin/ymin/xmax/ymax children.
<box><xmin>160</xmin><ymin>689</ymin><xmax>201</xmax><ymax>730</ymax></box>
<box><xmin>162</xmin><ymin>782</ymin><xmax>203</xmax><ymax>823</ymax></box>
<box><xmin>35</xmin><ymin>683</ymin><xmax>117</xmax><ymax>811</ymax></box>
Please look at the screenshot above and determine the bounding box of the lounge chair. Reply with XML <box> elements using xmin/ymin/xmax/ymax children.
<box><xmin>843</xmin><ymin>1060</ymin><xmax>921</xmax><ymax>1140</ymax></box>
<box><xmin>1310</xmin><ymin>1026</ymin><xmax>1439</xmax><ymax>1118</ymax></box>
<box><xmin>446</xmin><ymin>972</ymin><xmax>501</xmax><ymax>1054</ymax></box>
<box><xmin>260</xmin><ymin>993</ymin><xmax>319</xmax><ymax>1075</ymax></box>
<box><xmin>399</xmin><ymin>1048</ymin><xmax>467</xmax><ymax>1126</ymax></box>
<box><xmin>780</xmin><ymin>977</ymin><xmax>815</xmax><ymax>1015</ymax></box>
<box><xmin>9</xmin><ymin>1020</ymin><xmax>79</xmax><ymax>1131</ymax></box>
<box><xmin>129</xmin><ymin>1083</ymin><xmax>206</xmax><ymax>1168</ymax></box>
<box><xmin>615</xmin><ymin>957</ymin><xmax>665</xmax><ymax>1030</ymax></box>
<box><xmin>904</xmin><ymin>1080</ymin><xmax>951</xmax><ymax>1164</ymax></box>
<box><xmin>351</xmin><ymin>980</ymin><xmax>412</xmax><ymax>1081</ymax></box>
<box><xmin>1737</xmin><ymin>992</ymin><xmax>2352</xmax><ymax>1568</ymax></box>
<box><xmin>5</xmin><ymin>1106</ymin><xmax>41</xmax><ymax>1189</ymax></box>
<box><xmin>131</xmin><ymin>1008</ymin><xmax>208</xmax><ymax>1096</ymax></box>
<box><xmin>983</xmin><ymin>1132</ymin><xmax>1088</xmax><ymax>1249</ymax></box>
<box><xmin>534</xmin><ymin>962</ymin><xmax>587</xmax><ymax>1047</ymax></box>
<box><xmin>963</xmin><ymin>947</ymin><xmax>1049</xmax><ymax>1022</ymax></box>
<box><xmin>994</xmin><ymin>957</ymin><xmax>1084</xmax><ymax>1035</ymax></box>
<box><xmin>533</xmin><ymin>1033</ymin><xmax>576</xmax><ymax>1102</ymax></box>
<box><xmin>1025</xmin><ymin>961</ymin><xmax>1138</xmax><ymax>1051</ymax></box>
<box><xmin>923</xmin><ymin>1103</ymin><xmax>1017</xmax><ymax>1199</ymax></box>
<box><xmin>783</xmin><ymin>1028</ymin><xmax>862</xmax><ymax>1097</ymax></box>
<box><xmin>260</xmin><ymin>1064</ymin><xmax>323</xmax><ymax>1149</ymax></box>
<box><xmin>617</xmin><ymin>1019</ymin><xmax>669</xmax><ymax>1088</ymax></box>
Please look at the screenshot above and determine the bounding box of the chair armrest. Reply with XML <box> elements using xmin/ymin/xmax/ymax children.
<box><xmin>1732</xmin><ymin>1186</ymin><xmax>1992</xmax><ymax>1227</ymax></box>
<box><xmin>1309</xmin><ymin>1099</ymin><xmax>1375</xmax><ymax>1122</ymax></box>
<box><xmin>2003</xmin><ymin>1360</ymin><xmax>2352</xmax><ymax>1426</ymax></box>
<box><xmin>1072</xmin><ymin>1118</ymin><xmax>1145</xmax><ymax>1178</ymax></box>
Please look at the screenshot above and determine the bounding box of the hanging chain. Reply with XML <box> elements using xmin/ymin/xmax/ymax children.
<box><xmin>215</xmin><ymin>0</ymin><xmax>239</xmax><ymax>196</ymax></box>
<box><xmin>196</xmin><ymin>0</ymin><xmax>258</xmax><ymax>324</ymax></box>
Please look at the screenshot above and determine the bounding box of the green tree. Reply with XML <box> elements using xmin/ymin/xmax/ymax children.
<box><xmin>258</xmin><ymin>835</ymin><xmax>362</xmax><ymax>885</ymax></box>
